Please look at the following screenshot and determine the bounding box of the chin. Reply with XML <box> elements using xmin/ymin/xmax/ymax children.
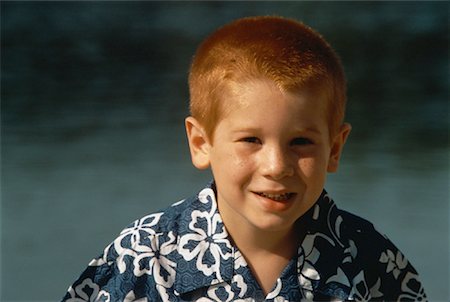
<box><xmin>251</xmin><ymin>217</ymin><xmax>298</xmax><ymax>233</ymax></box>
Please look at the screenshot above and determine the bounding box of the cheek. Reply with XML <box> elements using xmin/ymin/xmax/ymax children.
<box><xmin>230</xmin><ymin>155</ymin><xmax>254</xmax><ymax>178</ymax></box>
<box><xmin>229</xmin><ymin>146</ymin><xmax>255</xmax><ymax>168</ymax></box>
<box><xmin>298</xmin><ymin>157</ymin><xmax>327</xmax><ymax>178</ymax></box>
<box><xmin>213</xmin><ymin>148</ymin><xmax>253</xmax><ymax>178</ymax></box>
<box><xmin>229</xmin><ymin>155</ymin><xmax>257</xmax><ymax>186</ymax></box>
<box><xmin>298</xmin><ymin>159</ymin><xmax>314</xmax><ymax>176</ymax></box>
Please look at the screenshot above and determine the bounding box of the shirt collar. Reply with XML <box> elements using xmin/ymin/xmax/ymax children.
<box><xmin>296</xmin><ymin>191</ymin><xmax>352</xmax><ymax>300</ymax></box>
<box><xmin>174</xmin><ymin>182</ymin><xmax>234</xmax><ymax>295</ymax></box>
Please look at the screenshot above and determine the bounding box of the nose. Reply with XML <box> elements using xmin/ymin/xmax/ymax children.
<box><xmin>260</xmin><ymin>144</ymin><xmax>295</xmax><ymax>180</ymax></box>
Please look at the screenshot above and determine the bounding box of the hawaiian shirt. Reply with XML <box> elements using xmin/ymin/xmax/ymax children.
<box><xmin>62</xmin><ymin>182</ymin><xmax>426</xmax><ymax>301</ymax></box>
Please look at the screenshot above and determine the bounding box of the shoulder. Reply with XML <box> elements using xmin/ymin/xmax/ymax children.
<box><xmin>332</xmin><ymin>205</ymin><xmax>401</xmax><ymax>265</ymax></box>
<box><xmin>128</xmin><ymin>185</ymin><xmax>216</xmax><ymax>239</ymax></box>
<box><xmin>314</xmin><ymin>195</ymin><xmax>391</xmax><ymax>261</ymax></box>
<box><xmin>334</xmin><ymin>207</ymin><xmax>383</xmax><ymax>243</ymax></box>
<box><xmin>108</xmin><ymin>190</ymin><xmax>205</xmax><ymax>261</ymax></box>
<box><xmin>329</xmin><ymin>203</ymin><xmax>402</xmax><ymax>270</ymax></box>
<box><xmin>119</xmin><ymin>185</ymin><xmax>213</xmax><ymax>237</ymax></box>
<box><xmin>124</xmin><ymin>194</ymin><xmax>197</xmax><ymax>235</ymax></box>
<box><xmin>329</xmin><ymin>203</ymin><xmax>427</xmax><ymax>301</ymax></box>
<box><xmin>62</xmin><ymin>188</ymin><xmax>208</xmax><ymax>301</ymax></box>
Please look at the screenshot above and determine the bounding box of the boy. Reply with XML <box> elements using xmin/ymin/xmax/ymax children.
<box><xmin>62</xmin><ymin>16</ymin><xmax>426</xmax><ymax>301</ymax></box>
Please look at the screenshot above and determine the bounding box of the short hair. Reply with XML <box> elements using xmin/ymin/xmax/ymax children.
<box><xmin>189</xmin><ymin>16</ymin><xmax>347</xmax><ymax>140</ymax></box>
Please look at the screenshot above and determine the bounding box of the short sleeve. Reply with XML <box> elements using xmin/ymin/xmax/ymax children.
<box><xmin>348</xmin><ymin>219</ymin><xmax>427</xmax><ymax>301</ymax></box>
<box><xmin>61</xmin><ymin>212</ymin><xmax>169</xmax><ymax>301</ymax></box>
<box><xmin>61</xmin><ymin>253</ymin><xmax>115</xmax><ymax>301</ymax></box>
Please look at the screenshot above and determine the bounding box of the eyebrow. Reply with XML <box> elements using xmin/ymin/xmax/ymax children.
<box><xmin>296</xmin><ymin>127</ymin><xmax>323</xmax><ymax>135</ymax></box>
<box><xmin>231</xmin><ymin>126</ymin><xmax>323</xmax><ymax>135</ymax></box>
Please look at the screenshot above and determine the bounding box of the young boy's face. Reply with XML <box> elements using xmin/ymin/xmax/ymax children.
<box><xmin>186</xmin><ymin>78</ymin><xmax>350</xmax><ymax>233</ymax></box>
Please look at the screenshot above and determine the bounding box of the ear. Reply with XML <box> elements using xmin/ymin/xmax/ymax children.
<box><xmin>327</xmin><ymin>123</ymin><xmax>352</xmax><ymax>173</ymax></box>
<box><xmin>185</xmin><ymin>116</ymin><xmax>211</xmax><ymax>170</ymax></box>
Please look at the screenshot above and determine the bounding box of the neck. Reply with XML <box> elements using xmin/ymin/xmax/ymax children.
<box><xmin>234</xmin><ymin>223</ymin><xmax>299</xmax><ymax>256</ymax></box>
<box><xmin>218</xmin><ymin>200</ymin><xmax>302</xmax><ymax>260</ymax></box>
<box><xmin>220</xmin><ymin>209</ymin><xmax>303</xmax><ymax>296</ymax></box>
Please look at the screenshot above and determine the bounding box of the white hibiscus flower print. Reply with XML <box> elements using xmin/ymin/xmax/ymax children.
<box><xmin>124</xmin><ymin>290</ymin><xmax>148</xmax><ymax>302</ymax></box>
<box><xmin>398</xmin><ymin>272</ymin><xmax>427</xmax><ymax>301</ymax></box>
<box><xmin>233</xmin><ymin>249</ymin><xmax>247</xmax><ymax>270</ymax></box>
<box><xmin>349</xmin><ymin>271</ymin><xmax>371</xmax><ymax>301</ymax></box>
<box><xmin>206</xmin><ymin>283</ymin><xmax>235</xmax><ymax>302</ymax></box>
<box><xmin>349</xmin><ymin>272</ymin><xmax>383</xmax><ymax>301</ymax></box>
<box><xmin>66</xmin><ymin>278</ymin><xmax>109</xmax><ymax>302</ymax></box>
<box><xmin>179</xmin><ymin>188</ymin><xmax>232</xmax><ymax>280</ymax></box>
<box><xmin>379</xmin><ymin>249</ymin><xmax>408</xmax><ymax>279</ymax></box>
<box><xmin>266</xmin><ymin>278</ymin><xmax>282</xmax><ymax>299</ymax></box>
<box><xmin>118</xmin><ymin>213</ymin><xmax>164</xmax><ymax>247</ymax></box>
<box><xmin>108</xmin><ymin>213</ymin><xmax>163</xmax><ymax>273</ymax></box>
<box><xmin>298</xmin><ymin>233</ymin><xmax>333</xmax><ymax>290</ymax></box>
<box><xmin>132</xmin><ymin>232</ymin><xmax>177</xmax><ymax>286</ymax></box>
<box><xmin>232</xmin><ymin>274</ymin><xmax>247</xmax><ymax>298</ymax></box>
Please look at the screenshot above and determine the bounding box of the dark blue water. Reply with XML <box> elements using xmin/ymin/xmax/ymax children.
<box><xmin>2</xmin><ymin>2</ymin><xmax>448</xmax><ymax>301</ymax></box>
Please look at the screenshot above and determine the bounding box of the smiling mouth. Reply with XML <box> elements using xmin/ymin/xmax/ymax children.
<box><xmin>255</xmin><ymin>192</ymin><xmax>296</xmax><ymax>202</ymax></box>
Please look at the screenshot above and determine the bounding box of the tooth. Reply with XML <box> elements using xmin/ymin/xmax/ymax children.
<box><xmin>259</xmin><ymin>192</ymin><xmax>291</xmax><ymax>201</ymax></box>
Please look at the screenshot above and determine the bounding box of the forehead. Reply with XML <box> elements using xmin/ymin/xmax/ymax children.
<box><xmin>221</xmin><ymin>78</ymin><xmax>328</xmax><ymax>118</ymax></box>
<box><xmin>211</xmin><ymin>79</ymin><xmax>330</xmax><ymax>140</ymax></box>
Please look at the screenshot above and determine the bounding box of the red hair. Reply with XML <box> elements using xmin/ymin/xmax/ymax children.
<box><xmin>189</xmin><ymin>16</ymin><xmax>347</xmax><ymax>140</ymax></box>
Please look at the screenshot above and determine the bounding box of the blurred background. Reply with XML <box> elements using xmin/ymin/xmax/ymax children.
<box><xmin>1</xmin><ymin>2</ymin><xmax>448</xmax><ymax>301</ymax></box>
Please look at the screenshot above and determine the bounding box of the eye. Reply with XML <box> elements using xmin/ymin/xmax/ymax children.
<box><xmin>291</xmin><ymin>137</ymin><xmax>313</xmax><ymax>146</ymax></box>
<box><xmin>241</xmin><ymin>137</ymin><xmax>262</xmax><ymax>144</ymax></box>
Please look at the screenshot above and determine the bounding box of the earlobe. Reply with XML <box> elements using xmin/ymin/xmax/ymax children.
<box><xmin>327</xmin><ymin>123</ymin><xmax>352</xmax><ymax>173</ymax></box>
<box><xmin>185</xmin><ymin>116</ymin><xmax>211</xmax><ymax>170</ymax></box>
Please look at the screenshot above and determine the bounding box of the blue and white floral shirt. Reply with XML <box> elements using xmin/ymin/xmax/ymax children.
<box><xmin>62</xmin><ymin>182</ymin><xmax>426</xmax><ymax>301</ymax></box>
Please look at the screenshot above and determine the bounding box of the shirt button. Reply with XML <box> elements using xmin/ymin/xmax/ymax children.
<box><xmin>274</xmin><ymin>297</ymin><xmax>285</xmax><ymax>302</ymax></box>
